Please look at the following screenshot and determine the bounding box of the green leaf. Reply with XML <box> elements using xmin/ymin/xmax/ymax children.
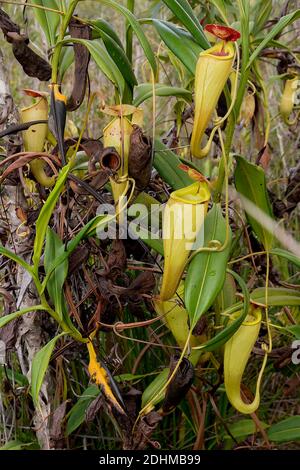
<box><xmin>153</xmin><ymin>20</ymin><xmax>202</xmax><ymax>74</ymax></box>
<box><xmin>268</xmin><ymin>416</ymin><xmax>300</xmax><ymax>443</ymax></box>
<box><xmin>66</xmin><ymin>385</ymin><xmax>99</xmax><ymax>435</ymax></box>
<box><xmin>29</xmin><ymin>0</ymin><xmax>60</xmax><ymax>47</ymax></box>
<box><xmin>194</xmin><ymin>269</ymin><xmax>250</xmax><ymax>353</ymax></box>
<box><xmin>0</xmin><ymin>305</ymin><xmax>46</xmax><ymax>329</ymax></box>
<box><xmin>133</xmin><ymin>83</ymin><xmax>192</xmax><ymax>106</ymax></box>
<box><xmin>92</xmin><ymin>25</ymin><xmax>137</xmax><ymax>87</ymax></box>
<box><xmin>60</xmin><ymin>38</ymin><xmax>125</xmax><ymax>96</ymax></box>
<box><xmin>225</xmin><ymin>419</ymin><xmax>268</xmax><ymax>442</ymax></box>
<box><xmin>0</xmin><ymin>366</ymin><xmax>29</xmax><ymax>387</ymax></box>
<box><xmin>286</xmin><ymin>325</ymin><xmax>300</xmax><ymax>340</ymax></box>
<box><xmin>41</xmin><ymin>214</ymin><xmax>113</xmax><ymax>292</ymax></box>
<box><xmin>0</xmin><ymin>245</ymin><xmax>33</xmax><ymax>276</ymax></box>
<box><xmin>248</xmin><ymin>10</ymin><xmax>300</xmax><ymax>67</ymax></box>
<box><xmin>0</xmin><ymin>440</ymin><xmax>32</xmax><ymax>450</ymax></box>
<box><xmin>271</xmin><ymin>248</ymin><xmax>300</xmax><ymax>269</ymax></box>
<box><xmin>153</xmin><ymin>139</ymin><xmax>193</xmax><ymax>190</ymax></box>
<box><xmin>96</xmin><ymin>0</ymin><xmax>157</xmax><ymax>75</ymax></box>
<box><xmin>207</xmin><ymin>0</ymin><xmax>228</xmax><ymax>23</ymax></box>
<box><xmin>90</xmin><ymin>18</ymin><xmax>124</xmax><ymax>49</ymax></box>
<box><xmin>162</xmin><ymin>0</ymin><xmax>210</xmax><ymax>49</ymax></box>
<box><xmin>130</xmin><ymin>224</ymin><xmax>164</xmax><ymax>256</ymax></box>
<box><xmin>222</xmin><ymin>287</ymin><xmax>300</xmax><ymax>322</ymax></box>
<box><xmin>141</xmin><ymin>368</ymin><xmax>169</xmax><ymax>408</ymax></box>
<box><xmin>44</xmin><ymin>228</ymin><xmax>68</xmax><ymax>318</ymax></box>
<box><xmin>31</xmin><ymin>333</ymin><xmax>65</xmax><ymax>407</ymax></box>
<box><xmin>59</xmin><ymin>46</ymin><xmax>74</xmax><ymax>81</ymax></box>
<box><xmin>185</xmin><ymin>204</ymin><xmax>232</xmax><ymax>328</ymax></box>
<box><xmin>234</xmin><ymin>155</ymin><xmax>274</xmax><ymax>251</ymax></box>
<box><xmin>32</xmin><ymin>163</ymin><xmax>71</xmax><ymax>274</ymax></box>
<box><xmin>251</xmin><ymin>0</ymin><xmax>272</xmax><ymax>36</ymax></box>
<box><xmin>250</xmin><ymin>287</ymin><xmax>300</xmax><ymax>306</ymax></box>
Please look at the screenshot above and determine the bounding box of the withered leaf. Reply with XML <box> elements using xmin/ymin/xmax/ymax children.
<box><xmin>0</xmin><ymin>154</ymin><xmax>58</xmax><ymax>183</ymax></box>
<box><xmin>0</xmin><ymin>8</ymin><xmax>51</xmax><ymax>81</ymax></box>
<box><xmin>285</xmin><ymin>161</ymin><xmax>300</xmax><ymax>211</ymax></box>
<box><xmin>192</xmin><ymin>316</ymin><xmax>207</xmax><ymax>336</ymax></box>
<box><xmin>106</xmin><ymin>239</ymin><xmax>127</xmax><ymax>280</ymax></box>
<box><xmin>125</xmin><ymin>271</ymin><xmax>156</xmax><ymax>296</ymax></box>
<box><xmin>256</xmin><ymin>145</ymin><xmax>271</xmax><ymax>170</ymax></box>
<box><xmin>68</xmin><ymin>245</ymin><xmax>90</xmax><ymax>276</ymax></box>
<box><xmin>50</xmin><ymin>401</ymin><xmax>68</xmax><ymax>449</ymax></box>
<box><xmin>128</xmin><ymin>125</ymin><xmax>152</xmax><ymax>192</ymax></box>
<box><xmin>67</xmin><ymin>18</ymin><xmax>91</xmax><ymax>111</ymax></box>
<box><xmin>162</xmin><ymin>355</ymin><xmax>194</xmax><ymax>413</ymax></box>
<box><xmin>86</xmin><ymin>394</ymin><xmax>104</xmax><ymax>422</ymax></box>
<box><xmin>0</xmin><ymin>319</ymin><xmax>19</xmax><ymax>351</ymax></box>
<box><xmin>132</xmin><ymin>411</ymin><xmax>162</xmax><ymax>450</ymax></box>
<box><xmin>82</xmin><ymin>139</ymin><xmax>103</xmax><ymax>167</ymax></box>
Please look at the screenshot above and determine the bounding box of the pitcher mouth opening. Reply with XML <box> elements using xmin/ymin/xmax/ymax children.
<box><xmin>100</xmin><ymin>147</ymin><xmax>121</xmax><ymax>172</ymax></box>
<box><xmin>231</xmin><ymin>308</ymin><xmax>262</xmax><ymax>327</ymax></box>
<box><xmin>201</xmin><ymin>41</ymin><xmax>235</xmax><ymax>61</ymax></box>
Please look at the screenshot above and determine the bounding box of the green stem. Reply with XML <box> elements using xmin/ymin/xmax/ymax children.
<box><xmin>214</xmin><ymin>0</ymin><xmax>250</xmax><ymax>202</ymax></box>
<box><xmin>126</xmin><ymin>0</ymin><xmax>135</xmax><ymax>63</ymax></box>
<box><xmin>51</xmin><ymin>0</ymin><xmax>80</xmax><ymax>84</ymax></box>
<box><xmin>32</xmin><ymin>273</ymin><xmax>85</xmax><ymax>342</ymax></box>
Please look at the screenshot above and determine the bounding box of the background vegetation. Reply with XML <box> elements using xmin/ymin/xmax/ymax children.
<box><xmin>0</xmin><ymin>0</ymin><xmax>299</xmax><ymax>451</ymax></box>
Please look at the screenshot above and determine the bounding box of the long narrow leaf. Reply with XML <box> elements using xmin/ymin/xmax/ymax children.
<box><xmin>0</xmin><ymin>305</ymin><xmax>46</xmax><ymax>329</ymax></box>
<box><xmin>92</xmin><ymin>26</ymin><xmax>137</xmax><ymax>87</ymax></box>
<box><xmin>153</xmin><ymin>19</ymin><xmax>202</xmax><ymax>74</ymax></box>
<box><xmin>32</xmin><ymin>163</ymin><xmax>70</xmax><ymax>273</ymax></box>
<box><xmin>248</xmin><ymin>10</ymin><xmax>300</xmax><ymax>67</ymax></box>
<box><xmin>234</xmin><ymin>155</ymin><xmax>274</xmax><ymax>251</ymax></box>
<box><xmin>29</xmin><ymin>0</ymin><xmax>60</xmax><ymax>47</ymax></box>
<box><xmin>41</xmin><ymin>214</ymin><xmax>113</xmax><ymax>292</ymax></box>
<box><xmin>44</xmin><ymin>228</ymin><xmax>68</xmax><ymax>318</ymax></box>
<box><xmin>31</xmin><ymin>333</ymin><xmax>65</xmax><ymax>407</ymax></box>
<box><xmin>90</xmin><ymin>18</ymin><xmax>124</xmax><ymax>49</ymax></box>
<box><xmin>271</xmin><ymin>248</ymin><xmax>300</xmax><ymax>269</ymax></box>
<box><xmin>96</xmin><ymin>0</ymin><xmax>157</xmax><ymax>74</ymax></box>
<box><xmin>251</xmin><ymin>0</ymin><xmax>272</xmax><ymax>36</ymax></box>
<box><xmin>162</xmin><ymin>0</ymin><xmax>210</xmax><ymax>49</ymax></box>
<box><xmin>194</xmin><ymin>269</ymin><xmax>250</xmax><ymax>352</ymax></box>
<box><xmin>268</xmin><ymin>416</ymin><xmax>300</xmax><ymax>443</ymax></box>
<box><xmin>60</xmin><ymin>38</ymin><xmax>125</xmax><ymax>96</ymax></box>
<box><xmin>185</xmin><ymin>204</ymin><xmax>232</xmax><ymax>328</ymax></box>
<box><xmin>134</xmin><ymin>83</ymin><xmax>192</xmax><ymax>106</ymax></box>
<box><xmin>66</xmin><ymin>385</ymin><xmax>99</xmax><ymax>435</ymax></box>
<box><xmin>153</xmin><ymin>139</ymin><xmax>193</xmax><ymax>190</ymax></box>
<box><xmin>0</xmin><ymin>245</ymin><xmax>33</xmax><ymax>275</ymax></box>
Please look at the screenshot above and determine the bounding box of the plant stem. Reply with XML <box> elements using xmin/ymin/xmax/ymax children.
<box><xmin>214</xmin><ymin>0</ymin><xmax>250</xmax><ymax>202</ymax></box>
<box><xmin>126</xmin><ymin>0</ymin><xmax>135</xmax><ymax>63</ymax></box>
<box><xmin>0</xmin><ymin>0</ymin><xmax>64</xmax><ymax>14</ymax></box>
<box><xmin>51</xmin><ymin>0</ymin><xmax>80</xmax><ymax>84</ymax></box>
